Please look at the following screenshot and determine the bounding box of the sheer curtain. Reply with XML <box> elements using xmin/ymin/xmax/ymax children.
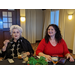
<box><xmin>42</xmin><ymin>9</ymin><xmax>51</xmax><ymax>38</ymax></box>
<box><xmin>59</xmin><ymin>9</ymin><xmax>66</xmax><ymax>39</ymax></box>
<box><xmin>26</xmin><ymin>9</ymin><xmax>36</xmax><ymax>43</ymax></box>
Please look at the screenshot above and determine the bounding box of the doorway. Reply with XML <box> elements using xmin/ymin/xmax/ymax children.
<box><xmin>0</xmin><ymin>9</ymin><xmax>20</xmax><ymax>49</ymax></box>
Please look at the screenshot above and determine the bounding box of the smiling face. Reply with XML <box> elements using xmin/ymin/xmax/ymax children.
<box><xmin>12</xmin><ymin>29</ymin><xmax>21</xmax><ymax>40</ymax></box>
<box><xmin>48</xmin><ymin>26</ymin><xmax>56</xmax><ymax>37</ymax></box>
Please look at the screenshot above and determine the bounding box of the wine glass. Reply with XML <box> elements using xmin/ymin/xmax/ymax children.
<box><xmin>21</xmin><ymin>52</ymin><xmax>27</xmax><ymax>63</ymax></box>
<box><xmin>51</xmin><ymin>55</ymin><xmax>58</xmax><ymax>65</ymax></box>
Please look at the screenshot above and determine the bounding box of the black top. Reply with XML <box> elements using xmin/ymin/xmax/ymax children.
<box><xmin>1</xmin><ymin>37</ymin><xmax>34</xmax><ymax>59</ymax></box>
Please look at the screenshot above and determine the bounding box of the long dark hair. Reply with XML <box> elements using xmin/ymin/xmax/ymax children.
<box><xmin>45</xmin><ymin>24</ymin><xmax>62</xmax><ymax>43</ymax></box>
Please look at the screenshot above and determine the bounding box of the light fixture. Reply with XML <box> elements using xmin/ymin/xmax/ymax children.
<box><xmin>68</xmin><ymin>15</ymin><xmax>72</xmax><ymax>20</ymax></box>
<box><xmin>20</xmin><ymin>17</ymin><xmax>25</xmax><ymax>22</ymax></box>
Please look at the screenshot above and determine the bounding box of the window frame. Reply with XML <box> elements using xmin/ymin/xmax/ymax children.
<box><xmin>2</xmin><ymin>11</ymin><xmax>12</xmax><ymax>28</ymax></box>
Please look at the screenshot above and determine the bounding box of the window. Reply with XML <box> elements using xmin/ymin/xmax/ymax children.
<box><xmin>50</xmin><ymin>10</ymin><xmax>59</xmax><ymax>26</ymax></box>
<box><xmin>2</xmin><ymin>11</ymin><xmax>12</xmax><ymax>28</ymax></box>
<box><xmin>0</xmin><ymin>20</ymin><xmax>3</xmax><ymax>29</ymax></box>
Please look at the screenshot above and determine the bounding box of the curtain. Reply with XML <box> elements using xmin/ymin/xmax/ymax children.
<box><xmin>26</xmin><ymin>9</ymin><xmax>36</xmax><ymax>43</ymax></box>
<box><xmin>42</xmin><ymin>9</ymin><xmax>51</xmax><ymax>38</ymax></box>
<box><xmin>59</xmin><ymin>9</ymin><xmax>66</xmax><ymax>39</ymax></box>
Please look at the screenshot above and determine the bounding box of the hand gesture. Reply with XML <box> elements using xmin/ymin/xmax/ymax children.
<box><xmin>3</xmin><ymin>40</ymin><xmax>9</xmax><ymax>47</ymax></box>
<box><xmin>2</xmin><ymin>40</ymin><xmax>9</xmax><ymax>52</ymax></box>
<box><xmin>45</xmin><ymin>55</ymin><xmax>52</xmax><ymax>61</ymax></box>
<box><xmin>67</xmin><ymin>54</ymin><xmax>74</xmax><ymax>62</ymax></box>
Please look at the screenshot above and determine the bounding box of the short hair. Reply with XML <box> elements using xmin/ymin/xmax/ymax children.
<box><xmin>45</xmin><ymin>24</ymin><xmax>62</xmax><ymax>43</ymax></box>
<box><xmin>10</xmin><ymin>25</ymin><xmax>23</xmax><ymax>36</ymax></box>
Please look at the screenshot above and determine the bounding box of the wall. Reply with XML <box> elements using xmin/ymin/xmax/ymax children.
<box><xmin>20</xmin><ymin>9</ymin><xmax>26</xmax><ymax>38</ymax></box>
<box><xmin>64</xmin><ymin>9</ymin><xmax>75</xmax><ymax>50</ymax></box>
<box><xmin>60</xmin><ymin>9</ymin><xmax>75</xmax><ymax>53</ymax></box>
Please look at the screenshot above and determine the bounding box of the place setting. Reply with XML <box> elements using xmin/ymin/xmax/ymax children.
<box><xmin>48</xmin><ymin>55</ymin><xmax>67</xmax><ymax>65</ymax></box>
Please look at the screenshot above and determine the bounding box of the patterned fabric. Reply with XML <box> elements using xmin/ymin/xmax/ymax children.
<box><xmin>1</xmin><ymin>37</ymin><xmax>34</xmax><ymax>59</ymax></box>
<box><xmin>7</xmin><ymin>38</ymin><xmax>23</xmax><ymax>58</ymax></box>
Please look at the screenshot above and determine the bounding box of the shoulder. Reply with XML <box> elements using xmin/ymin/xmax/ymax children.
<box><xmin>9</xmin><ymin>38</ymin><xmax>13</xmax><ymax>42</ymax></box>
<box><xmin>61</xmin><ymin>39</ymin><xmax>65</xmax><ymax>42</ymax></box>
<box><xmin>41</xmin><ymin>38</ymin><xmax>45</xmax><ymax>42</ymax></box>
<box><xmin>60</xmin><ymin>39</ymin><xmax>67</xmax><ymax>44</ymax></box>
<box><xmin>40</xmin><ymin>38</ymin><xmax>47</xmax><ymax>45</ymax></box>
<box><xmin>21</xmin><ymin>37</ymin><xmax>30</xmax><ymax>43</ymax></box>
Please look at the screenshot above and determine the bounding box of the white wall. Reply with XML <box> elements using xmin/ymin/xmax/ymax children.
<box><xmin>65</xmin><ymin>9</ymin><xmax>75</xmax><ymax>50</ymax></box>
<box><xmin>20</xmin><ymin>9</ymin><xmax>26</xmax><ymax>38</ymax></box>
<box><xmin>59</xmin><ymin>9</ymin><xmax>75</xmax><ymax>54</ymax></box>
<box><xmin>60</xmin><ymin>9</ymin><xmax>75</xmax><ymax>52</ymax></box>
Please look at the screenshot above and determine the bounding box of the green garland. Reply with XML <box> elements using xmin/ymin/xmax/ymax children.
<box><xmin>27</xmin><ymin>56</ymin><xmax>48</xmax><ymax>65</ymax></box>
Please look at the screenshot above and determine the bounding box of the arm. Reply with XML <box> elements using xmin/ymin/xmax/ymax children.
<box><xmin>22</xmin><ymin>38</ymin><xmax>34</xmax><ymax>56</ymax></box>
<box><xmin>36</xmin><ymin>39</ymin><xmax>46</xmax><ymax>55</ymax></box>
<box><xmin>38</xmin><ymin>52</ymin><xmax>46</xmax><ymax>57</ymax></box>
<box><xmin>0</xmin><ymin>40</ymin><xmax>10</xmax><ymax>57</ymax></box>
<box><xmin>26</xmin><ymin>40</ymin><xmax>34</xmax><ymax>56</ymax></box>
<box><xmin>1</xmin><ymin>40</ymin><xmax>11</xmax><ymax>58</ymax></box>
<box><xmin>65</xmin><ymin>53</ymin><xmax>74</xmax><ymax>62</ymax></box>
<box><xmin>2</xmin><ymin>46</ymin><xmax>7</xmax><ymax>52</ymax></box>
<box><xmin>38</xmin><ymin>52</ymin><xmax>52</xmax><ymax>61</ymax></box>
<box><xmin>61</xmin><ymin>39</ymin><xmax>70</xmax><ymax>56</ymax></box>
<box><xmin>36</xmin><ymin>39</ymin><xmax>52</xmax><ymax>61</ymax></box>
<box><xmin>2</xmin><ymin>40</ymin><xmax>10</xmax><ymax>52</ymax></box>
<box><xmin>62</xmin><ymin>39</ymin><xmax>74</xmax><ymax>62</ymax></box>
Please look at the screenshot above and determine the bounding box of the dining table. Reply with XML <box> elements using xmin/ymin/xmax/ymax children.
<box><xmin>0</xmin><ymin>57</ymin><xmax>75</xmax><ymax>65</ymax></box>
<box><xmin>48</xmin><ymin>58</ymin><xmax>75</xmax><ymax>65</ymax></box>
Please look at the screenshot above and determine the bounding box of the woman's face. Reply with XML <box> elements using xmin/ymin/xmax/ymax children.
<box><xmin>48</xmin><ymin>26</ymin><xmax>56</xmax><ymax>37</ymax></box>
<box><xmin>12</xmin><ymin>29</ymin><xmax>21</xmax><ymax>40</ymax></box>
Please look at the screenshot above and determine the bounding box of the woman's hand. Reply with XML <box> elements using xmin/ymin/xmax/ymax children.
<box><xmin>66</xmin><ymin>53</ymin><xmax>74</xmax><ymax>62</ymax></box>
<box><xmin>3</xmin><ymin>40</ymin><xmax>9</xmax><ymax>47</ymax></box>
<box><xmin>2</xmin><ymin>40</ymin><xmax>9</xmax><ymax>52</ymax></box>
<box><xmin>67</xmin><ymin>55</ymin><xmax>74</xmax><ymax>62</ymax></box>
<box><xmin>25</xmin><ymin>52</ymin><xmax>30</xmax><ymax>56</ymax></box>
<box><xmin>44</xmin><ymin>55</ymin><xmax>52</xmax><ymax>61</ymax></box>
<box><xmin>2</xmin><ymin>46</ymin><xmax>7</xmax><ymax>52</ymax></box>
<box><xmin>23</xmin><ymin>52</ymin><xmax>30</xmax><ymax>56</ymax></box>
<box><xmin>38</xmin><ymin>52</ymin><xmax>52</xmax><ymax>61</ymax></box>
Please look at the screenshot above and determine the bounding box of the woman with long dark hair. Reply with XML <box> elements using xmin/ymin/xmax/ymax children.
<box><xmin>36</xmin><ymin>24</ymin><xmax>74</xmax><ymax>62</ymax></box>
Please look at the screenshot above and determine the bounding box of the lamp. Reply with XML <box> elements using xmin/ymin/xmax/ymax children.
<box><xmin>20</xmin><ymin>17</ymin><xmax>25</xmax><ymax>22</ymax></box>
<box><xmin>68</xmin><ymin>15</ymin><xmax>72</xmax><ymax>20</ymax></box>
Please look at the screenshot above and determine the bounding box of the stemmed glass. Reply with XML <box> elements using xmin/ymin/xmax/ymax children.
<box><xmin>51</xmin><ymin>55</ymin><xmax>58</xmax><ymax>65</ymax></box>
<box><xmin>21</xmin><ymin>52</ymin><xmax>27</xmax><ymax>63</ymax></box>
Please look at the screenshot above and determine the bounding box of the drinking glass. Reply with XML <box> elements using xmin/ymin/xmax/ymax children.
<box><xmin>21</xmin><ymin>52</ymin><xmax>27</xmax><ymax>63</ymax></box>
<box><xmin>51</xmin><ymin>55</ymin><xmax>58</xmax><ymax>65</ymax></box>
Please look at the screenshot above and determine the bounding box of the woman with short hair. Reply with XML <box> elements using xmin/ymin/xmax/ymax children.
<box><xmin>1</xmin><ymin>25</ymin><xmax>34</xmax><ymax>59</ymax></box>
